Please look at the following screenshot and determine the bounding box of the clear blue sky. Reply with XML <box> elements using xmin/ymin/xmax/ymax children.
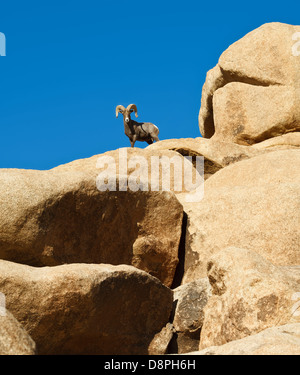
<box><xmin>0</xmin><ymin>0</ymin><xmax>299</xmax><ymax>170</ymax></box>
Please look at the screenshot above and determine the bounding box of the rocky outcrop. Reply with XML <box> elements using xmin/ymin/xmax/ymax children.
<box><xmin>212</xmin><ymin>84</ymin><xmax>299</xmax><ymax>145</ymax></box>
<box><xmin>0</xmin><ymin>310</ymin><xmax>36</xmax><ymax>355</ymax></box>
<box><xmin>188</xmin><ymin>324</ymin><xmax>300</xmax><ymax>355</ymax></box>
<box><xmin>199</xmin><ymin>247</ymin><xmax>300</xmax><ymax>349</ymax></box>
<box><xmin>148</xmin><ymin>323</ymin><xmax>175</xmax><ymax>355</ymax></box>
<box><xmin>0</xmin><ymin>158</ymin><xmax>183</xmax><ymax>287</ymax></box>
<box><xmin>53</xmin><ymin>147</ymin><xmax>195</xmax><ymax>195</ymax></box>
<box><xmin>170</xmin><ymin>278</ymin><xmax>211</xmax><ymax>353</ymax></box>
<box><xmin>199</xmin><ymin>22</ymin><xmax>300</xmax><ymax>145</ymax></box>
<box><xmin>251</xmin><ymin>132</ymin><xmax>300</xmax><ymax>150</ymax></box>
<box><xmin>146</xmin><ymin>137</ymin><xmax>263</xmax><ymax>179</ymax></box>
<box><xmin>178</xmin><ymin>149</ymin><xmax>300</xmax><ymax>283</ymax></box>
<box><xmin>0</xmin><ymin>260</ymin><xmax>173</xmax><ymax>355</ymax></box>
<box><xmin>0</xmin><ymin>22</ymin><xmax>299</xmax><ymax>355</ymax></box>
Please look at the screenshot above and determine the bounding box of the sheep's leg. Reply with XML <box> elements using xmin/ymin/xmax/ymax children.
<box><xmin>130</xmin><ymin>134</ymin><xmax>137</xmax><ymax>148</ymax></box>
<box><xmin>146</xmin><ymin>139</ymin><xmax>153</xmax><ymax>145</ymax></box>
<box><xmin>152</xmin><ymin>135</ymin><xmax>159</xmax><ymax>142</ymax></box>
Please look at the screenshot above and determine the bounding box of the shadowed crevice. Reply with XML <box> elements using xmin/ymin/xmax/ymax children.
<box><xmin>219</xmin><ymin>66</ymin><xmax>283</xmax><ymax>88</ymax></box>
<box><xmin>171</xmin><ymin>212</ymin><xmax>187</xmax><ymax>289</ymax></box>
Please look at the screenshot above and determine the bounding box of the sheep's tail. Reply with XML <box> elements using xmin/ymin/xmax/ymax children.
<box><xmin>153</xmin><ymin>125</ymin><xmax>159</xmax><ymax>136</ymax></box>
<box><xmin>152</xmin><ymin>125</ymin><xmax>160</xmax><ymax>142</ymax></box>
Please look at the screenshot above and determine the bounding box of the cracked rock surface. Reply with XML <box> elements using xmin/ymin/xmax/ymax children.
<box><xmin>199</xmin><ymin>22</ymin><xmax>300</xmax><ymax>145</ymax></box>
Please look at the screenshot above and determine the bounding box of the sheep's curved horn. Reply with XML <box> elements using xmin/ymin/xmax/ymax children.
<box><xmin>116</xmin><ymin>105</ymin><xmax>126</xmax><ymax>118</ymax></box>
<box><xmin>127</xmin><ymin>104</ymin><xmax>138</xmax><ymax>118</ymax></box>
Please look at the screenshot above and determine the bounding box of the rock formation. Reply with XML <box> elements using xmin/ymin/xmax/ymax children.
<box><xmin>0</xmin><ymin>21</ymin><xmax>299</xmax><ymax>355</ymax></box>
<box><xmin>199</xmin><ymin>22</ymin><xmax>300</xmax><ymax>145</ymax></box>
<box><xmin>187</xmin><ymin>324</ymin><xmax>300</xmax><ymax>355</ymax></box>
<box><xmin>0</xmin><ymin>162</ymin><xmax>183</xmax><ymax>287</ymax></box>
<box><xmin>0</xmin><ymin>260</ymin><xmax>172</xmax><ymax>354</ymax></box>
<box><xmin>199</xmin><ymin>247</ymin><xmax>300</xmax><ymax>349</ymax></box>
<box><xmin>178</xmin><ymin>149</ymin><xmax>300</xmax><ymax>283</ymax></box>
<box><xmin>0</xmin><ymin>310</ymin><xmax>36</xmax><ymax>355</ymax></box>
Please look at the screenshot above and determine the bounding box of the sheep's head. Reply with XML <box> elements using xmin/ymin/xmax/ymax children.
<box><xmin>116</xmin><ymin>104</ymin><xmax>138</xmax><ymax>123</ymax></box>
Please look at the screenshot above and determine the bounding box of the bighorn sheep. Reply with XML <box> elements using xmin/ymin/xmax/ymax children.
<box><xmin>116</xmin><ymin>104</ymin><xmax>160</xmax><ymax>148</ymax></box>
